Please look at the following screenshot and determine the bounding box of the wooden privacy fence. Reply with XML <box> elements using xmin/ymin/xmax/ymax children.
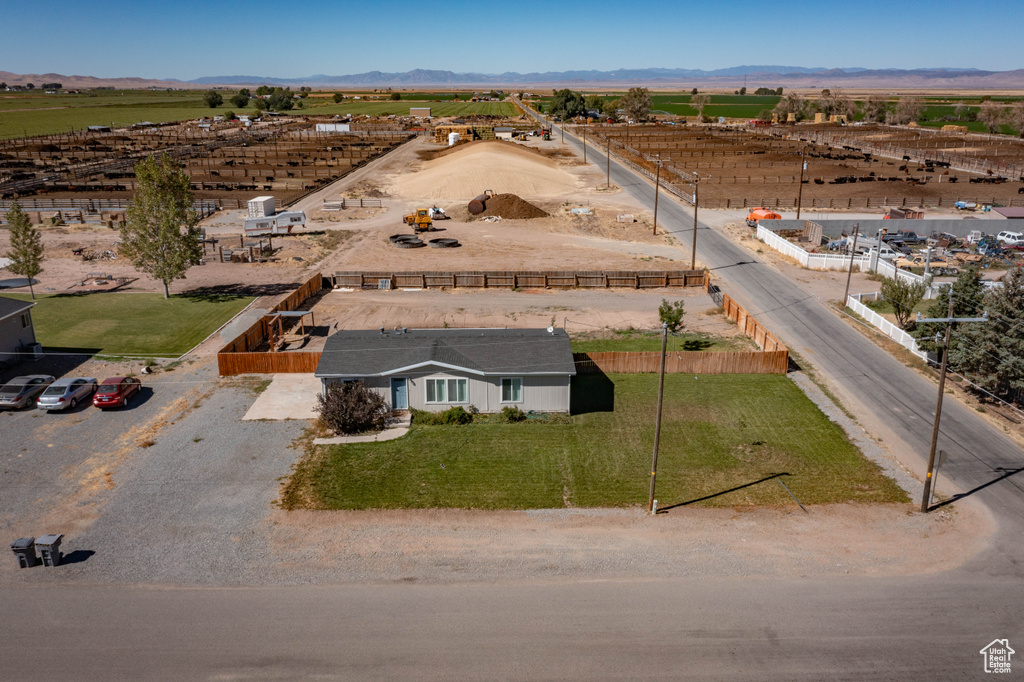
<box><xmin>330</xmin><ymin>270</ymin><xmax>706</xmax><ymax>290</ymax></box>
<box><xmin>217</xmin><ymin>272</ymin><xmax>327</xmax><ymax>375</ymax></box>
<box><xmin>719</xmin><ymin>291</ymin><xmax>787</xmax><ymax>354</ymax></box>
<box><xmin>574</xmin><ymin>350</ymin><xmax>789</xmax><ymax>375</ymax></box>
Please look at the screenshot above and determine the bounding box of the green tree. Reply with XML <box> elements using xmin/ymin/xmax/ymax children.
<box><xmin>256</xmin><ymin>85</ymin><xmax>271</xmax><ymax>96</ymax></box>
<box><xmin>230</xmin><ymin>92</ymin><xmax>250</xmax><ymax>108</ymax></box>
<box><xmin>880</xmin><ymin>277</ymin><xmax>926</xmax><ymax>329</ymax></box>
<box><xmin>690</xmin><ymin>88</ymin><xmax>698</xmax><ymax>95</ymax></box>
<box><xmin>658</xmin><ymin>299</ymin><xmax>685</xmax><ymax>333</ymax></box>
<box><xmin>333</xmin><ymin>92</ymin><xmax>344</xmax><ymax>103</ymax></box>
<box><xmin>120</xmin><ymin>154</ymin><xmax>203</xmax><ymax>299</ymax></box>
<box><xmin>948</xmin><ymin>267</ymin><xmax>1024</xmax><ymax>397</ymax></box>
<box><xmin>203</xmin><ymin>90</ymin><xmax>223</xmax><ymax>108</ymax></box>
<box><xmin>253</xmin><ymin>98</ymin><xmax>268</xmax><ymax>112</ymax></box>
<box><xmin>389</xmin><ymin>92</ymin><xmax>402</xmax><ymax>101</ymax></box>
<box><xmin>222</xmin><ymin>110</ymin><xmax>235</xmax><ymax>121</ymax></box>
<box><xmin>620</xmin><ymin>87</ymin><xmax>652</xmax><ymax>122</ymax></box>
<box><xmin>585</xmin><ymin>94</ymin><xmax>605</xmax><ymax>112</ymax></box>
<box><xmin>739</xmin><ymin>86</ymin><xmax>747</xmax><ymax>96</ymax></box>
<box><xmin>602</xmin><ymin>97</ymin><xmax>620</xmax><ymax>121</ymax></box>
<box><xmin>911</xmin><ymin>267</ymin><xmax>986</xmax><ymax>357</ymax></box>
<box><xmin>3</xmin><ymin>201</ymin><xmax>44</xmax><ymax>299</ymax></box>
<box><xmin>549</xmin><ymin>88</ymin><xmax>586</xmax><ymax>119</ymax></box>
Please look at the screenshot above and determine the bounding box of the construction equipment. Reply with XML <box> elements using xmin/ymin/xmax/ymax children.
<box><xmin>745</xmin><ymin>207</ymin><xmax>781</xmax><ymax>227</ymax></box>
<box><xmin>429</xmin><ymin>206</ymin><xmax>450</xmax><ymax>221</ymax></box>
<box><xmin>542</xmin><ymin>129</ymin><xmax>551</xmax><ymax>140</ymax></box>
<box><xmin>954</xmin><ymin>200</ymin><xmax>977</xmax><ymax>211</ymax></box>
<box><xmin>403</xmin><ymin>208</ymin><xmax>433</xmax><ymax>233</ymax></box>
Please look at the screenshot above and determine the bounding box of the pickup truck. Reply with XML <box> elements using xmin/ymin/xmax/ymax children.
<box><xmin>893</xmin><ymin>254</ymin><xmax>959</xmax><ymax>275</ymax></box>
<box><xmin>882</xmin><ymin>229</ymin><xmax>926</xmax><ymax>245</ymax></box>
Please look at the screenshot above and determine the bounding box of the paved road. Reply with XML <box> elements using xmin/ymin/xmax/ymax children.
<box><xmin>2</xmin><ymin>576</ymin><xmax>1019</xmax><ymax>680</ymax></box>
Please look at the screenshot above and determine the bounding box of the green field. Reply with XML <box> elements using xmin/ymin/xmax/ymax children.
<box><xmin>0</xmin><ymin>90</ymin><xmax>255</xmax><ymax>140</ymax></box>
<box><xmin>305</xmin><ymin>100</ymin><xmax>519</xmax><ymax>117</ymax></box>
<box><xmin>6</xmin><ymin>292</ymin><xmax>254</xmax><ymax>356</ymax></box>
<box><xmin>281</xmin><ymin>373</ymin><xmax>906</xmax><ymax>510</ymax></box>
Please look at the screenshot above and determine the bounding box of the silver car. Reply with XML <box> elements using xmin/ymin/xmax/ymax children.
<box><xmin>36</xmin><ymin>377</ymin><xmax>98</xmax><ymax>411</ymax></box>
<box><xmin>0</xmin><ymin>375</ymin><xmax>55</xmax><ymax>410</ymax></box>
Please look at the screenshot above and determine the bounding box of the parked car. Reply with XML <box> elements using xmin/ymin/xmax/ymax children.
<box><xmin>0</xmin><ymin>375</ymin><xmax>55</xmax><ymax>410</ymax></box>
<box><xmin>882</xmin><ymin>229</ymin><xmax>926</xmax><ymax>245</ymax></box>
<box><xmin>92</xmin><ymin>376</ymin><xmax>142</xmax><ymax>409</ymax></box>
<box><xmin>36</xmin><ymin>377</ymin><xmax>98</xmax><ymax>411</ymax></box>
<box><xmin>996</xmin><ymin>231</ymin><xmax>1024</xmax><ymax>246</ymax></box>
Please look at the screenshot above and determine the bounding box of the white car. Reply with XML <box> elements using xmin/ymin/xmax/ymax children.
<box><xmin>36</xmin><ymin>377</ymin><xmax>97</xmax><ymax>411</ymax></box>
<box><xmin>997</xmin><ymin>231</ymin><xmax>1024</xmax><ymax>246</ymax></box>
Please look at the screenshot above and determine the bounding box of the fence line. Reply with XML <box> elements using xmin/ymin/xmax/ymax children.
<box><xmin>846</xmin><ymin>292</ymin><xmax>930</xmax><ymax>361</ymax></box>
<box><xmin>574</xmin><ymin>350</ymin><xmax>788</xmax><ymax>374</ymax></box>
<box><xmin>330</xmin><ymin>270</ymin><xmax>706</xmax><ymax>290</ymax></box>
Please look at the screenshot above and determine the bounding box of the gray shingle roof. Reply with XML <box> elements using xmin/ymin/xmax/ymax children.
<box><xmin>315</xmin><ymin>328</ymin><xmax>576</xmax><ymax>378</ymax></box>
<box><xmin>0</xmin><ymin>296</ymin><xmax>34</xmax><ymax>322</ymax></box>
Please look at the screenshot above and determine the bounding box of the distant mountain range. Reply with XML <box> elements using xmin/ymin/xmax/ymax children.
<box><xmin>3</xmin><ymin>66</ymin><xmax>1023</xmax><ymax>89</ymax></box>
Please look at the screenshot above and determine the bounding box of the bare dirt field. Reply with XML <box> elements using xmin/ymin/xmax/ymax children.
<box><xmin>594</xmin><ymin>123</ymin><xmax>1024</xmax><ymax>209</ymax></box>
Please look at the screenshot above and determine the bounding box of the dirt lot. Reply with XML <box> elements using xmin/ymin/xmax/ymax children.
<box><xmin>595</xmin><ymin>123</ymin><xmax>1024</xmax><ymax>209</ymax></box>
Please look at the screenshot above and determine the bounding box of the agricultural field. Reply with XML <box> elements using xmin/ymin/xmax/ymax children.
<box><xmin>281</xmin><ymin>373</ymin><xmax>906</xmax><ymax>510</ymax></box>
<box><xmin>0</xmin><ymin>90</ymin><xmax>247</xmax><ymax>140</ymax></box>
<box><xmin>5</xmin><ymin>292</ymin><xmax>254</xmax><ymax>356</ymax></box>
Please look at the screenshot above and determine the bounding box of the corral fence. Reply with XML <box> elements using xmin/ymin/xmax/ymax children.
<box><xmin>322</xmin><ymin>198</ymin><xmax>383</xmax><ymax>210</ymax></box>
<box><xmin>329</xmin><ymin>270</ymin><xmax>706</xmax><ymax>290</ymax></box>
<box><xmin>0</xmin><ymin>198</ymin><xmax>218</xmax><ymax>222</ymax></box>
<box><xmin>217</xmin><ymin>272</ymin><xmax>327</xmax><ymax>376</ymax></box>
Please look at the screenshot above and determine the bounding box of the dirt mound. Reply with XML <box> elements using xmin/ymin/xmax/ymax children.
<box><xmin>391</xmin><ymin>141</ymin><xmax>577</xmax><ymax>201</ymax></box>
<box><xmin>478</xmin><ymin>193</ymin><xmax>548</xmax><ymax>219</ymax></box>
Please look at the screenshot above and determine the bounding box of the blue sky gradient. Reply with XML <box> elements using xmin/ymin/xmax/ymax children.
<box><xmin>1</xmin><ymin>0</ymin><xmax>1021</xmax><ymax>79</ymax></box>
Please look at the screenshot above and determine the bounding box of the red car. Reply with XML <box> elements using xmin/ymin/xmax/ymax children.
<box><xmin>93</xmin><ymin>377</ymin><xmax>142</xmax><ymax>409</ymax></box>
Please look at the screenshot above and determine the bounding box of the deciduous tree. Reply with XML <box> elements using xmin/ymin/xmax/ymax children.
<box><xmin>549</xmin><ymin>88</ymin><xmax>586</xmax><ymax>119</ymax></box>
<box><xmin>620</xmin><ymin>87</ymin><xmax>652</xmax><ymax>122</ymax></box>
<box><xmin>880</xmin><ymin>277</ymin><xmax>926</xmax><ymax>329</ymax></box>
<box><xmin>690</xmin><ymin>93</ymin><xmax>710</xmax><ymax>120</ymax></box>
<box><xmin>203</xmin><ymin>90</ymin><xmax>223</xmax><ymax>108</ymax></box>
<box><xmin>888</xmin><ymin>96</ymin><xmax>923</xmax><ymax>125</ymax></box>
<box><xmin>120</xmin><ymin>154</ymin><xmax>203</xmax><ymax>299</ymax></box>
<box><xmin>978</xmin><ymin>100</ymin><xmax>1006</xmax><ymax>133</ymax></box>
<box><xmin>860</xmin><ymin>95</ymin><xmax>889</xmax><ymax>123</ymax></box>
<box><xmin>230</xmin><ymin>92</ymin><xmax>250</xmax><ymax>108</ymax></box>
<box><xmin>658</xmin><ymin>299</ymin><xmax>685</xmax><ymax>333</ymax></box>
<box><xmin>3</xmin><ymin>201</ymin><xmax>44</xmax><ymax>299</ymax></box>
<box><xmin>1007</xmin><ymin>102</ymin><xmax>1024</xmax><ymax>138</ymax></box>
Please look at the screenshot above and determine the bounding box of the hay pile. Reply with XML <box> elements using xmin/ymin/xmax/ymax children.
<box><xmin>478</xmin><ymin>194</ymin><xmax>548</xmax><ymax>219</ymax></box>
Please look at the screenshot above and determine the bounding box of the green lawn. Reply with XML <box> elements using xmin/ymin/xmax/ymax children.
<box><xmin>282</xmin><ymin>374</ymin><xmax>906</xmax><ymax>510</ymax></box>
<box><xmin>6</xmin><ymin>292</ymin><xmax>254</xmax><ymax>356</ymax></box>
<box><xmin>571</xmin><ymin>331</ymin><xmax>755</xmax><ymax>353</ymax></box>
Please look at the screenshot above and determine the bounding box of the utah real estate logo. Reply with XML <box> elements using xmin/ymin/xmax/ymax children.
<box><xmin>980</xmin><ymin>639</ymin><xmax>1014</xmax><ymax>674</ymax></box>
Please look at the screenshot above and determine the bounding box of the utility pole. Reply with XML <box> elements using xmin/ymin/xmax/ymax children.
<box><xmin>652</xmin><ymin>154</ymin><xmax>661</xmax><ymax>236</ymax></box>
<box><xmin>842</xmin><ymin>224</ymin><xmax>860</xmax><ymax>305</ymax></box>
<box><xmin>796</xmin><ymin>147</ymin><xmax>807</xmax><ymax>220</ymax></box>
<box><xmin>583</xmin><ymin>127</ymin><xmax>587</xmax><ymax>163</ymax></box>
<box><xmin>918</xmin><ymin>290</ymin><xmax>987</xmax><ymax>512</ymax></box>
<box><xmin>648</xmin><ymin>322</ymin><xmax>669</xmax><ymax>514</ymax></box>
<box><xmin>691</xmin><ymin>176</ymin><xmax>699</xmax><ymax>270</ymax></box>
<box><xmin>606</xmin><ymin>135</ymin><xmax>611</xmax><ymax>188</ymax></box>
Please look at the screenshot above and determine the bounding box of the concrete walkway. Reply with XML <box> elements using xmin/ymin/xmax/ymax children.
<box><xmin>313</xmin><ymin>413</ymin><xmax>411</xmax><ymax>444</ymax></box>
<box><xmin>242</xmin><ymin>373</ymin><xmax>320</xmax><ymax>421</ymax></box>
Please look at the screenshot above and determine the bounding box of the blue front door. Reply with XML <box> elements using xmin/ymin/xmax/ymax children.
<box><xmin>391</xmin><ymin>378</ymin><xmax>407</xmax><ymax>410</ymax></box>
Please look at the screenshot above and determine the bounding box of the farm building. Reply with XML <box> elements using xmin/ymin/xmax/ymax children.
<box><xmin>314</xmin><ymin>328</ymin><xmax>576</xmax><ymax>413</ymax></box>
<box><xmin>0</xmin><ymin>295</ymin><xmax>38</xmax><ymax>366</ymax></box>
<box><xmin>493</xmin><ymin>127</ymin><xmax>515</xmax><ymax>140</ymax></box>
<box><xmin>315</xmin><ymin>122</ymin><xmax>350</xmax><ymax>133</ymax></box>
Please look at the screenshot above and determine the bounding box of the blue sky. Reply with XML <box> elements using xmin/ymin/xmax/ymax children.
<box><xmin>1</xmin><ymin>0</ymin><xmax>1021</xmax><ymax>79</ymax></box>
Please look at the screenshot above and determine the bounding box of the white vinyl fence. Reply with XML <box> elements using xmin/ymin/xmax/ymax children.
<box><xmin>846</xmin><ymin>292</ymin><xmax>932</xmax><ymax>361</ymax></box>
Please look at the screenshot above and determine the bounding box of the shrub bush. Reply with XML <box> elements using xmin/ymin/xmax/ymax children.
<box><xmin>498</xmin><ymin>405</ymin><xmax>526</xmax><ymax>423</ymax></box>
<box><xmin>317</xmin><ymin>381</ymin><xmax>389</xmax><ymax>435</ymax></box>
<box><xmin>411</xmin><ymin>406</ymin><xmax>474</xmax><ymax>425</ymax></box>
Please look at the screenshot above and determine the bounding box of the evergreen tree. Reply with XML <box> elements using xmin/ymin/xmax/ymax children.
<box><xmin>4</xmin><ymin>201</ymin><xmax>44</xmax><ymax>299</ymax></box>
<box><xmin>949</xmin><ymin>267</ymin><xmax>1024</xmax><ymax>397</ymax></box>
<box><xmin>911</xmin><ymin>267</ymin><xmax>985</xmax><ymax>358</ymax></box>
<box><xmin>120</xmin><ymin>154</ymin><xmax>203</xmax><ymax>299</ymax></box>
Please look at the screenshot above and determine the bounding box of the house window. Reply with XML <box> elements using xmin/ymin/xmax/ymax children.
<box><xmin>501</xmin><ymin>378</ymin><xmax>523</xmax><ymax>403</ymax></box>
<box><xmin>426</xmin><ymin>378</ymin><xmax>467</xmax><ymax>404</ymax></box>
<box><xmin>20</xmin><ymin>313</ymin><xmax>30</xmax><ymax>328</ymax></box>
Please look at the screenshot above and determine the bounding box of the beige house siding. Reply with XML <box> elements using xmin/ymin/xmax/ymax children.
<box><xmin>324</xmin><ymin>365</ymin><xmax>571</xmax><ymax>413</ymax></box>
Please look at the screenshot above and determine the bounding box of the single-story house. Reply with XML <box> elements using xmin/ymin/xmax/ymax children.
<box><xmin>314</xmin><ymin>328</ymin><xmax>576</xmax><ymax>413</ymax></box>
<box><xmin>0</xmin><ymin>295</ymin><xmax>37</xmax><ymax>366</ymax></box>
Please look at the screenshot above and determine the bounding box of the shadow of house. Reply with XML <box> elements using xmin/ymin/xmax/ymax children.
<box><xmin>570</xmin><ymin>372</ymin><xmax>615</xmax><ymax>414</ymax></box>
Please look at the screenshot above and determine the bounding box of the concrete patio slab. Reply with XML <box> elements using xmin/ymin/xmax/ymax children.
<box><xmin>242</xmin><ymin>373</ymin><xmax>320</xmax><ymax>421</ymax></box>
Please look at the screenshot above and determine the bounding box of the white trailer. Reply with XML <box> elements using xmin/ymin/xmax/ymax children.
<box><xmin>244</xmin><ymin>210</ymin><xmax>306</xmax><ymax>236</ymax></box>
<box><xmin>247</xmin><ymin>196</ymin><xmax>276</xmax><ymax>218</ymax></box>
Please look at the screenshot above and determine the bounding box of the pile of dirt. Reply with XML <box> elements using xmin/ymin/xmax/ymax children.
<box><xmin>391</xmin><ymin>141</ymin><xmax>577</xmax><ymax>201</ymax></box>
<box><xmin>478</xmin><ymin>193</ymin><xmax>548</xmax><ymax>219</ymax></box>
